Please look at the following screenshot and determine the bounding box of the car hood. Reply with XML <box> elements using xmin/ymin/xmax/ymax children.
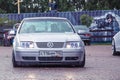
<box><xmin>78</xmin><ymin>30</ymin><xmax>90</xmax><ymax>34</ymax></box>
<box><xmin>17</xmin><ymin>33</ymin><xmax>81</xmax><ymax>42</ymax></box>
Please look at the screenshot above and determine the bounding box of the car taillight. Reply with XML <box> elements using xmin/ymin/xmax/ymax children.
<box><xmin>85</xmin><ymin>34</ymin><xmax>91</xmax><ymax>37</ymax></box>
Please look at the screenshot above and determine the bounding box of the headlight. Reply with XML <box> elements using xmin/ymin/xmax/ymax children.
<box><xmin>66</xmin><ymin>41</ymin><xmax>82</xmax><ymax>48</ymax></box>
<box><xmin>20</xmin><ymin>41</ymin><xmax>34</xmax><ymax>48</ymax></box>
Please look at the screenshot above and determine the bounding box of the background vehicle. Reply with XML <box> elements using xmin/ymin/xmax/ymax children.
<box><xmin>112</xmin><ymin>31</ymin><xmax>120</xmax><ymax>56</ymax></box>
<box><xmin>3</xmin><ymin>23</ymin><xmax>19</xmax><ymax>46</ymax></box>
<box><xmin>12</xmin><ymin>17</ymin><xmax>85</xmax><ymax>67</ymax></box>
<box><xmin>89</xmin><ymin>13</ymin><xmax>120</xmax><ymax>42</ymax></box>
<box><xmin>12</xmin><ymin>23</ymin><xmax>19</xmax><ymax>34</ymax></box>
<box><xmin>74</xmin><ymin>25</ymin><xmax>91</xmax><ymax>45</ymax></box>
<box><xmin>7</xmin><ymin>30</ymin><xmax>15</xmax><ymax>45</ymax></box>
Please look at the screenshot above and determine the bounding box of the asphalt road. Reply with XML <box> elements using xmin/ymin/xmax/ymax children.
<box><xmin>0</xmin><ymin>45</ymin><xmax>120</xmax><ymax>80</ymax></box>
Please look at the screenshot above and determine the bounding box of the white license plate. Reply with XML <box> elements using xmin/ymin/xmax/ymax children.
<box><xmin>39</xmin><ymin>51</ymin><xmax>62</xmax><ymax>57</ymax></box>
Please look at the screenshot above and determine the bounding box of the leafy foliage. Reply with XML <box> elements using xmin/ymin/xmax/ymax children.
<box><xmin>0</xmin><ymin>9</ymin><xmax>6</xmax><ymax>13</ymax></box>
<box><xmin>80</xmin><ymin>14</ymin><xmax>93</xmax><ymax>27</ymax></box>
<box><xmin>0</xmin><ymin>0</ymin><xmax>120</xmax><ymax>13</ymax></box>
<box><xmin>0</xmin><ymin>0</ymin><xmax>16</xmax><ymax>13</ymax></box>
<box><xmin>0</xmin><ymin>17</ymin><xmax>17</xmax><ymax>27</ymax></box>
<box><xmin>0</xmin><ymin>17</ymin><xmax>8</xmax><ymax>25</ymax></box>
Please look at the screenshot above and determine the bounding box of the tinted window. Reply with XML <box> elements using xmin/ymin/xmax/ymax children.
<box><xmin>19</xmin><ymin>19</ymin><xmax>74</xmax><ymax>34</ymax></box>
<box><xmin>75</xmin><ymin>25</ymin><xmax>89</xmax><ymax>30</ymax></box>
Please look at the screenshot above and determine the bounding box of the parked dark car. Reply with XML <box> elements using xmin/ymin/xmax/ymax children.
<box><xmin>74</xmin><ymin>25</ymin><xmax>91</xmax><ymax>45</ymax></box>
<box><xmin>3</xmin><ymin>23</ymin><xmax>19</xmax><ymax>46</ymax></box>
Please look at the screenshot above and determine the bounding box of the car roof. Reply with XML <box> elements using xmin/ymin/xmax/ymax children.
<box><xmin>75</xmin><ymin>25</ymin><xmax>88</xmax><ymax>28</ymax></box>
<box><xmin>23</xmin><ymin>17</ymin><xmax>68</xmax><ymax>20</ymax></box>
<box><xmin>75</xmin><ymin>25</ymin><xmax>87</xmax><ymax>27</ymax></box>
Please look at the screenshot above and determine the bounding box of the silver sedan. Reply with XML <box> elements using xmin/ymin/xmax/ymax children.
<box><xmin>12</xmin><ymin>17</ymin><xmax>85</xmax><ymax>67</ymax></box>
<box><xmin>112</xmin><ymin>31</ymin><xmax>120</xmax><ymax>56</ymax></box>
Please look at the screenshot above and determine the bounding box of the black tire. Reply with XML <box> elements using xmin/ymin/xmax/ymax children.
<box><xmin>84</xmin><ymin>41</ymin><xmax>87</xmax><ymax>45</ymax></box>
<box><xmin>12</xmin><ymin>51</ymin><xmax>19</xmax><ymax>67</ymax></box>
<box><xmin>76</xmin><ymin>54</ymin><xmax>85</xmax><ymax>68</ymax></box>
<box><xmin>87</xmin><ymin>41</ymin><xmax>91</xmax><ymax>45</ymax></box>
<box><xmin>112</xmin><ymin>40</ymin><xmax>118</xmax><ymax>56</ymax></box>
<box><xmin>80</xmin><ymin>54</ymin><xmax>85</xmax><ymax>67</ymax></box>
<box><xmin>84</xmin><ymin>40</ymin><xmax>90</xmax><ymax>45</ymax></box>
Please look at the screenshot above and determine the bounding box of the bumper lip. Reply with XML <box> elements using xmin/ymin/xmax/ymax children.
<box><xmin>18</xmin><ymin>61</ymin><xmax>82</xmax><ymax>66</ymax></box>
<box><xmin>14</xmin><ymin>48</ymin><xmax>84</xmax><ymax>62</ymax></box>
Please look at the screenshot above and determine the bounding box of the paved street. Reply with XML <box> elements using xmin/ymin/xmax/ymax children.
<box><xmin>0</xmin><ymin>45</ymin><xmax>120</xmax><ymax>80</ymax></box>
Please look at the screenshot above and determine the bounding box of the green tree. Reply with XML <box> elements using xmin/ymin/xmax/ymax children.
<box><xmin>1</xmin><ymin>0</ymin><xmax>120</xmax><ymax>13</ymax></box>
<box><xmin>80</xmin><ymin>14</ymin><xmax>93</xmax><ymax>27</ymax></box>
<box><xmin>20</xmin><ymin>0</ymin><xmax>49</xmax><ymax>13</ymax></box>
<box><xmin>0</xmin><ymin>8</ymin><xmax>6</xmax><ymax>13</ymax></box>
<box><xmin>84</xmin><ymin>0</ymin><xmax>120</xmax><ymax>10</ymax></box>
<box><xmin>107</xmin><ymin>0</ymin><xmax>120</xmax><ymax>9</ymax></box>
<box><xmin>0</xmin><ymin>0</ymin><xmax>16</xmax><ymax>13</ymax></box>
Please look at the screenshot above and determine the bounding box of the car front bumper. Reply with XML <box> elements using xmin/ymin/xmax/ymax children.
<box><xmin>13</xmin><ymin>48</ymin><xmax>85</xmax><ymax>64</ymax></box>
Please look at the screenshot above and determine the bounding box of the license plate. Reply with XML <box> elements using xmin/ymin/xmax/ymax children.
<box><xmin>39</xmin><ymin>51</ymin><xmax>62</xmax><ymax>57</ymax></box>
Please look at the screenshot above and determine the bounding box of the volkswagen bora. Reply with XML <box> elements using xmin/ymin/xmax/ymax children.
<box><xmin>12</xmin><ymin>17</ymin><xmax>85</xmax><ymax>67</ymax></box>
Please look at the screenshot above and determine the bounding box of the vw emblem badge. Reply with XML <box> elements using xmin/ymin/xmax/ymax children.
<box><xmin>47</xmin><ymin>42</ymin><xmax>54</xmax><ymax>48</ymax></box>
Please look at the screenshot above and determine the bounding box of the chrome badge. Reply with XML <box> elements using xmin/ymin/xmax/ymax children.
<box><xmin>47</xmin><ymin>42</ymin><xmax>54</xmax><ymax>48</ymax></box>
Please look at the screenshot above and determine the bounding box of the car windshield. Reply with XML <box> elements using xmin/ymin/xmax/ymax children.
<box><xmin>19</xmin><ymin>19</ymin><xmax>74</xmax><ymax>34</ymax></box>
<box><xmin>75</xmin><ymin>25</ymin><xmax>89</xmax><ymax>31</ymax></box>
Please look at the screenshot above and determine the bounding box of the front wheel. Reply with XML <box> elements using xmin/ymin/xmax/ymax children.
<box><xmin>12</xmin><ymin>51</ymin><xmax>20</xmax><ymax>67</ymax></box>
<box><xmin>84</xmin><ymin>40</ymin><xmax>91</xmax><ymax>45</ymax></box>
<box><xmin>112</xmin><ymin>39</ymin><xmax>118</xmax><ymax>56</ymax></box>
<box><xmin>76</xmin><ymin>54</ymin><xmax>85</xmax><ymax>68</ymax></box>
<box><xmin>87</xmin><ymin>40</ymin><xmax>91</xmax><ymax>45</ymax></box>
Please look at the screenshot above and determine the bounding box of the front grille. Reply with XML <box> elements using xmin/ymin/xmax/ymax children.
<box><xmin>38</xmin><ymin>57</ymin><xmax>63</xmax><ymax>61</ymax></box>
<box><xmin>22</xmin><ymin>57</ymin><xmax>36</xmax><ymax>60</ymax></box>
<box><xmin>65</xmin><ymin>57</ymin><xmax>78</xmax><ymax>60</ymax></box>
<box><xmin>36</xmin><ymin>42</ymin><xmax>64</xmax><ymax>48</ymax></box>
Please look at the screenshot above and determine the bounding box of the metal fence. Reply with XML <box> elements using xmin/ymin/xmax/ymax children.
<box><xmin>0</xmin><ymin>10</ymin><xmax>120</xmax><ymax>43</ymax></box>
<box><xmin>0</xmin><ymin>10</ymin><xmax>120</xmax><ymax>25</ymax></box>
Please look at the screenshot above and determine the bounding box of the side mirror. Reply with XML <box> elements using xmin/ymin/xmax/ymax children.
<box><xmin>77</xmin><ymin>30</ymin><xmax>81</xmax><ymax>35</ymax></box>
<box><xmin>9</xmin><ymin>30</ymin><xmax>16</xmax><ymax>35</ymax></box>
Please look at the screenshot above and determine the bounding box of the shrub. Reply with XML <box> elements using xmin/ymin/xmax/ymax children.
<box><xmin>80</xmin><ymin>14</ymin><xmax>93</xmax><ymax>27</ymax></box>
<box><xmin>0</xmin><ymin>17</ymin><xmax>17</xmax><ymax>28</ymax></box>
